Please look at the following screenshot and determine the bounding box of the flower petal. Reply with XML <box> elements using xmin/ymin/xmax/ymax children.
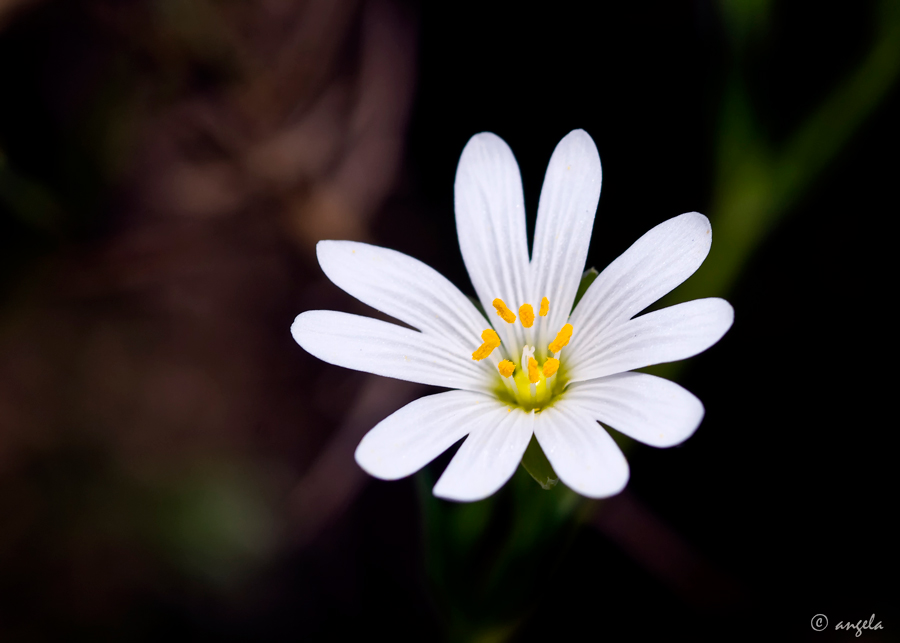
<box><xmin>569</xmin><ymin>212</ymin><xmax>713</xmax><ymax>345</ymax></box>
<box><xmin>530</xmin><ymin>129</ymin><xmax>602</xmax><ymax>339</ymax></box>
<box><xmin>316</xmin><ymin>240</ymin><xmax>488</xmax><ymax>350</ymax></box>
<box><xmin>355</xmin><ymin>390</ymin><xmax>506</xmax><ymax>480</ymax></box>
<box><xmin>292</xmin><ymin>310</ymin><xmax>495</xmax><ymax>391</ymax></box>
<box><xmin>534</xmin><ymin>404</ymin><xmax>629</xmax><ymax>498</ymax></box>
<box><xmin>454</xmin><ymin>132</ymin><xmax>531</xmax><ymax>355</ymax></box>
<box><xmin>565</xmin><ymin>298</ymin><xmax>734</xmax><ymax>383</ymax></box>
<box><xmin>433</xmin><ymin>406</ymin><xmax>533</xmax><ymax>502</ymax></box>
<box><xmin>563</xmin><ymin>372</ymin><xmax>704</xmax><ymax>447</ymax></box>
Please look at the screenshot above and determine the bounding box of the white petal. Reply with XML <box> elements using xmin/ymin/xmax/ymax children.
<box><xmin>292</xmin><ymin>310</ymin><xmax>494</xmax><ymax>391</ymax></box>
<box><xmin>534</xmin><ymin>404</ymin><xmax>629</xmax><ymax>498</ymax></box>
<box><xmin>569</xmin><ymin>212</ymin><xmax>713</xmax><ymax>347</ymax></box>
<box><xmin>566</xmin><ymin>298</ymin><xmax>734</xmax><ymax>383</ymax></box>
<box><xmin>316</xmin><ymin>240</ymin><xmax>488</xmax><ymax>351</ymax></box>
<box><xmin>563</xmin><ymin>372</ymin><xmax>704</xmax><ymax>447</ymax></box>
<box><xmin>433</xmin><ymin>406</ymin><xmax>533</xmax><ymax>502</ymax></box>
<box><xmin>454</xmin><ymin>132</ymin><xmax>531</xmax><ymax>355</ymax></box>
<box><xmin>530</xmin><ymin>129</ymin><xmax>602</xmax><ymax>339</ymax></box>
<box><xmin>355</xmin><ymin>390</ymin><xmax>506</xmax><ymax>480</ymax></box>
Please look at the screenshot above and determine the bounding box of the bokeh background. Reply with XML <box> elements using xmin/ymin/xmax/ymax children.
<box><xmin>1</xmin><ymin>0</ymin><xmax>897</xmax><ymax>641</ymax></box>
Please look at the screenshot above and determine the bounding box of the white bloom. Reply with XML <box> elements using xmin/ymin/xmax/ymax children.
<box><xmin>292</xmin><ymin>130</ymin><xmax>733</xmax><ymax>502</ymax></box>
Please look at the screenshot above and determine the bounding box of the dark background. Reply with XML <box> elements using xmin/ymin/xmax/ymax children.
<box><xmin>0</xmin><ymin>1</ymin><xmax>896</xmax><ymax>641</ymax></box>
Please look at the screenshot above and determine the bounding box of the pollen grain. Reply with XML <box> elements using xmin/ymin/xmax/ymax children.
<box><xmin>539</xmin><ymin>297</ymin><xmax>549</xmax><ymax>317</ymax></box>
<box><xmin>527</xmin><ymin>357</ymin><xmax>541</xmax><ymax>384</ymax></box>
<box><xmin>549</xmin><ymin>323</ymin><xmax>573</xmax><ymax>353</ymax></box>
<box><xmin>492</xmin><ymin>298</ymin><xmax>516</xmax><ymax>324</ymax></box>
<box><xmin>472</xmin><ymin>328</ymin><xmax>501</xmax><ymax>361</ymax></box>
<box><xmin>543</xmin><ymin>358</ymin><xmax>560</xmax><ymax>378</ymax></box>
<box><xmin>519</xmin><ymin>303</ymin><xmax>535</xmax><ymax>328</ymax></box>
<box><xmin>498</xmin><ymin>360</ymin><xmax>515</xmax><ymax>378</ymax></box>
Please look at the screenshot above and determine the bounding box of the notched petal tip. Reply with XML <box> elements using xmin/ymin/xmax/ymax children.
<box><xmin>431</xmin><ymin>409</ymin><xmax>533</xmax><ymax>502</ymax></box>
<box><xmin>565</xmin><ymin>374</ymin><xmax>708</xmax><ymax>450</ymax></box>
<box><xmin>533</xmin><ymin>408</ymin><xmax>630</xmax><ymax>499</ymax></box>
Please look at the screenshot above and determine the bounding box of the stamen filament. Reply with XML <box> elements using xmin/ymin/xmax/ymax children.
<box><xmin>465</xmin><ymin>307</ymin><xmax>566</xmax><ymax>409</ymax></box>
<box><xmin>520</xmin><ymin>345</ymin><xmax>535</xmax><ymax>374</ymax></box>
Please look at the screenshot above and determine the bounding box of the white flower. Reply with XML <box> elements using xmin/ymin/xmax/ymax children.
<box><xmin>291</xmin><ymin>130</ymin><xmax>733</xmax><ymax>502</ymax></box>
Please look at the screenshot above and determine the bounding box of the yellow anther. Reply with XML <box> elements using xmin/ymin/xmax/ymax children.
<box><xmin>498</xmin><ymin>360</ymin><xmax>515</xmax><ymax>378</ymax></box>
<box><xmin>539</xmin><ymin>297</ymin><xmax>549</xmax><ymax>317</ymax></box>
<box><xmin>543</xmin><ymin>358</ymin><xmax>560</xmax><ymax>378</ymax></box>
<box><xmin>527</xmin><ymin>357</ymin><xmax>541</xmax><ymax>384</ymax></box>
<box><xmin>519</xmin><ymin>303</ymin><xmax>535</xmax><ymax>328</ymax></box>
<box><xmin>492</xmin><ymin>298</ymin><xmax>516</xmax><ymax>324</ymax></box>
<box><xmin>471</xmin><ymin>328</ymin><xmax>501</xmax><ymax>361</ymax></box>
<box><xmin>548</xmin><ymin>323</ymin><xmax>573</xmax><ymax>354</ymax></box>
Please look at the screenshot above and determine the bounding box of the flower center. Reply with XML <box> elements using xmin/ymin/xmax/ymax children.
<box><xmin>470</xmin><ymin>297</ymin><xmax>573</xmax><ymax>410</ymax></box>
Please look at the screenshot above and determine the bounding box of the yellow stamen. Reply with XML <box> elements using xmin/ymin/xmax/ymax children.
<box><xmin>539</xmin><ymin>297</ymin><xmax>549</xmax><ymax>317</ymax></box>
<box><xmin>472</xmin><ymin>328</ymin><xmax>501</xmax><ymax>361</ymax></box>
<box><xmin>492</xmin><ymin>298</ymin><xmax>516</xmax><ymax>324</ymax></box>
<box><xmin>527</xmin><ymin>357</ymin><xmax>541</xmax><ymax>384</ymax></box>
<box><xmin>543</xmin><ymin>358</ymin><xmax>560</xmax><ymax>378</ymax></box>
<box><xmin>549</xmin><ymin>323</ymin><xmax>573</xmax><ymax>353</ymax></box>
<box><xmin>519</xmin><ymin>303</ymin><xmax>535</xmax><ymax>328</ymax></box>
<box><xmin>498</xmin><ymin>360</ymin><xmax>515</xmax><ymax>378</ymax></box>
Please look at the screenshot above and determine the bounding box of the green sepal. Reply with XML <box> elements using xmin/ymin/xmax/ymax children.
<box><xmin>521</xmin><ymin>434</ymin><xmax>558</xmax><ymax>490</ymax></box>
<box><xmin>571</xmin><ymin>268</ymin><xmax>598</xmax><ymax>312</ymax></box>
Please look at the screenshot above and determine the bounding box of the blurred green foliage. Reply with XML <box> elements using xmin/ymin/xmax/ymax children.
<box><xmin>149</xmin><ymin>464</ymin><xmax>278</xmax><ymax>587</ymax></box>
<box><xmin>676</xmin><ymin>0</ymin><xmax>900</xmax><ymax>306</ymax></box>
<box><xmin>418</xmin><ymin>465</ymin><xmax>587</xmax><ymax>642</ymax></box>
